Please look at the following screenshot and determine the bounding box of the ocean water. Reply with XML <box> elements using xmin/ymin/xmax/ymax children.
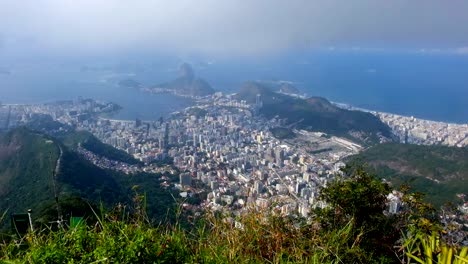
<box><xmin>0</xmin><ymin>63</ymin><xmax>191</xmax><ymax>120</ymax></box>
<box><xmin>1</xmin><ymin>51</ymin><xmax>467</xmax><ymax>123</ymax></box>
<box><xmin>200</xmin><ymin>52</ymin><xmax>468</xmax><ymax>124</ymax></box>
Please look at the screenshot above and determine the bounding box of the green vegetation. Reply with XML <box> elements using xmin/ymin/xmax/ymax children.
<box><xmin>270</xmin><ymin>127</ymin><xmax>296</xmax><ymax>139</ymax></box>
<box><xmin>350</xmin><ymin>143</ymin><xmax>468</xmax><ymax>208</ymax></box>
<box><xmin>80</xmin><ymin>133</ymin><xmax>140</xmax><ymax>165</ymax></box>
<box><xmin>1</xmin><ymin>164</ymin><xmax>466</xmax><ymax>263</ymax></box>
<box><xmin>0</xmin><ymin>128</ymin><xmax>178</xmax><ymax>231</ymax></box>
<box><xmin>0</xmin><ymin>128</ymin><xmax>60</xmax><ymax>220</ymax></box>
<box><xmin>185</xmin><ymin>107</ymin><xmax>207</xmax><ymax>118</ymax></box>
<box><xmin>315</xmin><ymin>164</ymin><xmax>402</xmax><ymax>262</ymax></box>
<box><xmin>24</xmin><ymin>114</ymin><xmax>69</xmax><ymax>134</ymax></box>
<box><xmin>235</xmin><ymin>81</ymin><xmax>392</xmax><ymax>145</ymax></box>
<box><xmin>25</xmin><ymin>115</ymin><xmax>140</xmax><ymax>165</ymax></box>
<box><xmin>402</xmin><ymin>232</ymin><xmax>468</xmax><ymax>264</ymax></box>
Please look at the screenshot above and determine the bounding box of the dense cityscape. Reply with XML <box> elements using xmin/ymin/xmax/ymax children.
<box><xmin>1</xmin><ymin>93</ymin><xmax>467</xmax><ymax>218</ymax></box>
<box><xmin>374</xmin><ymin>112</ymin><xmax>468</xmax><ymax>147</ymax></box>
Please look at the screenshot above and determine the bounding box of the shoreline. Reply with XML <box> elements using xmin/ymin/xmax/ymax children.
<box><xmin>3</xmin><ymin>96</ymin><xmax>467</xmax><ymax>126</ymax></box>
<box><xmin>331</xmin><ymin>101</ymin><xmax>468</xmax><ymax>126</ymax></box>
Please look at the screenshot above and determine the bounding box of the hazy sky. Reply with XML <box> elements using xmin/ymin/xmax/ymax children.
<box><xmin>1</xmin><ymin>0</ymin><xmax>468</xmax><ymax>57</ymax></box>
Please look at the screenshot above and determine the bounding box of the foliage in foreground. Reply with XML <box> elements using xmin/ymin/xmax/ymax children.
<box><xmin>1</xmin><ymin>209</ymin><xmax>466</xmax><ymax>263</ymax></box>
<box><xmin>1</xmin><ymin>166</ymin><xmax>467</xmax><ymax>263</ymax></box>
<box><xmin>0</xmin><ymin>210</ymin><xmax>365</xmax><ymax>263</ymax></box>
<box><xmin>403</xmin><ymin>232</ymin><xmax>468</xmax><ymax>264</ymax></box>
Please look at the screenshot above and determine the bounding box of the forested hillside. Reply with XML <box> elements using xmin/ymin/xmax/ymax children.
<box><xmin>0</xmin><ymin>128</ymin><xmax>178</xmax><ymax>229</ymax></box>
<box><xmin>350</xmin><ymin>143</ymin><xmax>468</xmax><ymax>207</ymax></box>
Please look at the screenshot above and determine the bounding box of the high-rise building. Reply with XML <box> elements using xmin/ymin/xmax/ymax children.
<box><xmin>255</xmin><ymin>94</ymin><xmax>263</xmax><ymax>108</ymax></box>
<box><xmin>135</xmin><ymin>118</ymin><xmax>142</xmax><ymax>128</ymax></box>
<box><xmin>254</xmin><ymin>181</ymin><xmax>264</xmax><ymax>194</ymax></box>
<box><xmin>163</xmin><ymin>122</ymin><xmax>169</xmax><ymax>149</ymax></box>
<box><xmin>159</xmin><ymin>138</ymin><xmax>165</xmax><ymax>149</ymax></box>
<box><xmin>275</xmin><ymin>148</ymin><xmax>284</xmax><ymax>167</ymax></box>
<box><xmin>295</xmin><ymin>182</ymin><xmax>306</xmax><ymax>194</ymax></box>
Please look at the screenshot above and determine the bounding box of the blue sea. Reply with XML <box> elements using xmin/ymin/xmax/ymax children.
<box><xmin>1</xmin><ymin>51</ymin><xmax>467</xmax><ymax>123</ymax></box>
<box><xmin>0</xmin><ymin>62</ymin><xmax>191</xmax><ymax>120</ymax></box>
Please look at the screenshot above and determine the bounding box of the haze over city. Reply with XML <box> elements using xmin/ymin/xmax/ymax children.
<box><xmin>1</xmin><ymin>1</ymin><xmax>468</xmax><ymax>57</ymax></box>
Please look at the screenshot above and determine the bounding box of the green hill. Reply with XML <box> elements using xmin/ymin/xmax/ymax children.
<box><xmin>0</xmin><ymin>128</ymin><xmax>124</xmax><ymax>218</ymax></box>
<box><xmin>235</xmin><ymin>81</ymin><xmax>393</xmax><ymax>145</ymax></box>
<box><xmin>0</xmin><ymin>128</ymin><xmax>61</xmax><ymax>215</ymax></box>
<box><xmin>349</xmin><ymin>143</ymin><xmax>468</xmax><ymax>207</ymax></box>
<box><xmin>0</xmin><ymin>128</ymin><xmax>178</xmax><ymax>228</ymax></box>
<box><xmin>62</xmin><ymin>130</ymin><xmax>141</xmax><ymax>165</ymax></box>
<box><xmin>25</xmin><ymin>114</ymin><xmax>140</xmax><ymax>164</ymax></box>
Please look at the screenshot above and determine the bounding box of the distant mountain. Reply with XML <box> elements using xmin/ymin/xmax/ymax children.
<box><xmin>0</xmin><ymin>127</ymin><xmax>178</xmax><ymax>228</ymax></box>
<box><xmin>153</xmin><ymin>63</ymin><xmax>214</xmax><ymax>97</ymax></box>
<box><xmin>349</xmin><ymin>143</ymin><xmax>468</xmax><ymax>207</ymax></box>
<box><xmin>235</xmin><ymin>81</ymin><xmax>392</xmax><ymax>145</ymax></box>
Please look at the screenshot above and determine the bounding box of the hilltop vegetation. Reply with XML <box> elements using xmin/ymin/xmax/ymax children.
<box><xmin>64</xmin><ymin>131</ymin><xmax>141</xmax><ymax>165</ymax></box>
<box><xmin>0</xmin><ymin>127</ymin><xmax>124</xmax><ymax>222</ymax></box>
<box><xmin>235</xmin><ymin>81</ymin><xmax>392</xmax><ymax>145</ymax></box>
<box><xmin>24</xmin><ymin>114</ymin><xmax>140</xmax><ymax>165</ymax></box>
<box><xmin>1</xmin><ymin>165</ymin><xmax>466</xmax><ymax>263</ymax></box>
<box><xmin>0</xmin><ymin>128</ymin><xmax>60</xmax><ymax>216</ymax></box>
<box><xmin>0</xmin><ymin>128</ymin><xmax>178</xmax><ymax>229</ymax></box>
<box><xmin>350</xmin><ymin>143</ymin><xmax>468</xmax><ymax>207</ymax></box>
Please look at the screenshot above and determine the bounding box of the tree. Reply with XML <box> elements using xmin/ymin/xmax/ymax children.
<box><xmin>317</xmin><ymin>164</ymin><xmax>399</xmax><ymax>263</ymax></box>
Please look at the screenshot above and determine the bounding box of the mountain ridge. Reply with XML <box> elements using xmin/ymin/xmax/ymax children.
<box><xmin>235</xmin><ymin>81</ymin><xmax>393</xmax><ymax>145</ymax></box>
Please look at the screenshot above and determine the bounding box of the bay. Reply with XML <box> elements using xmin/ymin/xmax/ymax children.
<box><xmin>1</xmin><ymin>51</ymin><xmax>467</xmax><ymax>123</ymax></box>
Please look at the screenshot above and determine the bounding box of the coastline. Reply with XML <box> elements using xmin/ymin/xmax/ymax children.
<box><xmin>6</xmin><ymin>94</ymin><xmax>462</xmax><ymax>127</ymax></box>
<box><xmin>331</xmin><ymin>101</ymin><xmax>467</xmax><ymax>147</ymax></box>
<box><xmin>332</xmin><ymin>101</ymin><xmax>468</xmax><ymax>126</ymax></box>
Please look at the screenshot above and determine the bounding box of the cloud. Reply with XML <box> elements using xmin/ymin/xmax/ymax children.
<box><xmin>1</xmin><ymin>0</ymin><xmax>468</xmax><ymax>56</ymax></box>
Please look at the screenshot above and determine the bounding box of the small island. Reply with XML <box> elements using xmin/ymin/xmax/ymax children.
<box><xmin>142</xmin><ymin>63</ymin><xmax>215</xmax><ymax>98</ymax></box>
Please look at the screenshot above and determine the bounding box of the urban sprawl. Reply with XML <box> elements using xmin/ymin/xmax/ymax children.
<box><xmin>1</xmin><ymin>93</ymin><xmax>467</xmax><ymax>217</ymax></box>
